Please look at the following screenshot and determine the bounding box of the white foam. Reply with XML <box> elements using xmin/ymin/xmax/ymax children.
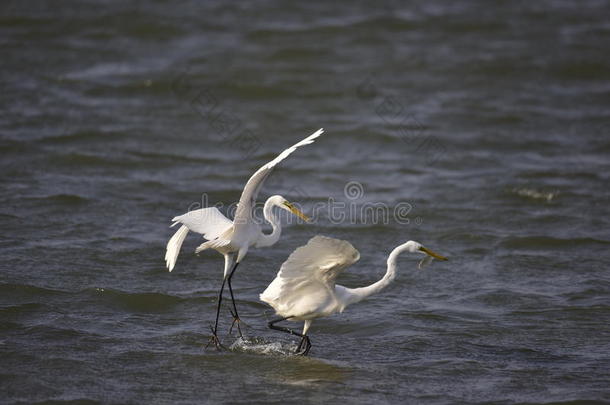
<box><xmin>513</xmin><ymin>187</ymin><xmax>558</xmax><ymax>202</ymax></box>
<box><xmin>229</xmin><ymin>336</ymin><xmax>296</xmax><ymax>356</ymax></box>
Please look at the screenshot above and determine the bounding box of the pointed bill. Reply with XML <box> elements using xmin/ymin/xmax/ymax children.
<box><xmin>284</xmin><ymin>202</ymin><xmax>310</xmax><ymax>222</ymax></box>
<box><xmin>419</xmin><ymin>246</ymin><xmax>448</xmax><ymax>261</ymax></box>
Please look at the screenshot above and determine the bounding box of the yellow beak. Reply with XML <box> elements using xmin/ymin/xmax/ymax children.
<box><xmin>284</xmin><ymin>202</ymin><xmax>310</xmax><ymax>222</ymax></box>
<box><xmin>419</xmin><ymin>246</ymin><xmax>448</xmax><ymax>261</ymax></box>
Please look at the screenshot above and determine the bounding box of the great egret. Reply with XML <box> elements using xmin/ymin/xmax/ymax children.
<box><xmin>165</xmin><ymin>128</ymin><xmax>323</xmax><ymax>347</ymax></box>
<box><xmin>260</xmin><ymin>235</ymin><xmax>447</xmax><ymax>355</ymax></box>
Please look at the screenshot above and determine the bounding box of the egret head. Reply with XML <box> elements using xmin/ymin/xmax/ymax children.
<box><xmin>401</xmin><ymin>240</ymin><xmax>447</xmax><ymax>269</ymax></box>
<box><xmin>268</xmin><ymin>195</ymin><xmax>310</xmax><ymax>222</ymax></box>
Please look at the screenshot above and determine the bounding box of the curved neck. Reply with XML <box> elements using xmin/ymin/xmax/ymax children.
<box><xmin>256</xmin><ymin>200</ymin><xmax>282</xmax><ymax>248</ymax></box>
<box><xmin>340</xmin><ymin>244</ymin><xmax>410</xmax><ymax>306</ymax></box>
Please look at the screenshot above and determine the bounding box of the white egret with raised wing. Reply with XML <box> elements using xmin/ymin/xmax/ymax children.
<box><xmin>166</xmin><ymin>128</ymin><xmax>323</xmax><ymax>347</ymax></box>
<box><xmin>260</xmin><ymin>235</ymin><xmax>447</xmax><ymax>355</ymax></box>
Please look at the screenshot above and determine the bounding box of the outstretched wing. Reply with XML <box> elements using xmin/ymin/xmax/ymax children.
<box><xmin>170</xmin><ymin>207</ymin><xmax>232</xmax><ymax>240</ymax></box>
<box><xmin>165</xmin><ymin>207</ymin><xmax>233</xmax><ymax>271</ymax></box>
<box><xmin>260</xmin><ymin>235</ymin><xmax>360</xmax><ymax>316</ymax></box>
<box><xmin>233</xmin><ymin>128</ymin><xmax>323</xmax><ymax>230</ymax></box>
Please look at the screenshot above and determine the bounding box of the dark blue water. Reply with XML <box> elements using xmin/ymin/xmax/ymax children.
<box><xmin>1</xmin><ymin>1</ymin><xmax>610</xmax><ymax>403</ymax></box>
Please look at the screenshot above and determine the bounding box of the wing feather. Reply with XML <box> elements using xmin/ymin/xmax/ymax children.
<box><xmin>233</xmin><ymin>128</ymin><xmax>323</xmax><ymax>229</ymax></box>
<box><xmin>277</xmin><ymin>235</ymin><xmax>360</xmax><ymax>284</ymax></box>
<box><xmin>165</xmin><ymin>225</ymin><xmax>189</xmax><ymax>272</ymax></box>
<box><xmin>260</xmin><ymin>236</ymin><xmax>360</xmax><ymax>315</ymax></box>
<box><xmin>171</xmin><ymin>207</ymin><xmax>232</xmax><ymax>240</ymax></box>
<box><xmin>165</xmin><ymin>207</ymin><xmax>233</xmax><ymax>271</ymax></box>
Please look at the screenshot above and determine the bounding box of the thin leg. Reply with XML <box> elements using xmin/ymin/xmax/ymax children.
<box><xmin>205</xmin><ymin>276</ymin><xmax>228</xmax><ymax>350</ymax></box>
<box><xmin>301</xmin><ymin>336</ymin><xmax>311</xmax><ymax>356</ymax></box>
<box><xmin>268</xmin><ymin>318</ymin><xmax>312</xmax><ymax>356</ymax></box>
<box><xmin>295</xmin><ymin>334</ymin><xmax>311</xmax><ymax>355</ymax></box>
<box><xmin>296</xmin><ymin>335</ymin><xmax>306</xmax><ymax>352</ymax></box>
<box><xmin>226</xmin><ymin>263</ymin><xmax>244</xmax><ymax>337</ymax></box>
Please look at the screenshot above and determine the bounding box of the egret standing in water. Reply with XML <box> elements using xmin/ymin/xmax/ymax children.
<box><xmin>166</xmin><ymin>129</ymin><xmax>323</xmax><ymax>347</ymax></box>
<box><xmin>260</xmin><ymin>235</ymin><xmax>447</xmax><ymax>355</ymax></box>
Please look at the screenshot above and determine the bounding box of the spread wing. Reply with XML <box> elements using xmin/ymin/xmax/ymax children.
<box><xmin>170</xmin><ymin>207</ymin><xmax>232</xmax><ymax>240</ymax></box>
<box><xmin>165</xmin><ymin>207</ymin><xmax>233</xmax><ymax>271</ymax></box>
<box><xmin>260</xmin><ymin>235</ymin><xmax>360</xmax><ymax>315</ymax></box>
<box><xmin>232</xmin><ymin>128</ymin><xmax>323</xmax><ymax>230</ymax></box>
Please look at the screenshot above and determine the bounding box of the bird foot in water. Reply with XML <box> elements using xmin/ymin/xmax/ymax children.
<box><xmin>294</xmin><ymin>336</ymin><xmax>311</xmax><ymax>356</ymax></box>
<box><xmin>228</xmin><ymin>310</ymin><xmax>246</xmax><ymax>338</ymax></box>
<box><xmin>205</xmin><ymin>326</ymin><xmax>225</xmax><ymax>351</ymax></box>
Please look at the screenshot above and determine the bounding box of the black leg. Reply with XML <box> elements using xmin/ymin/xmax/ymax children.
<box><xmin>294</xmin><ymin>335</ymin><xmax>311</xmax><ymax>355</ymax></box>
<box><xmin>296</xmin><ymin>335</ymin><xmax>306</xmax><ymax>352</ymax></box>
<box><xmin>226</xmin><ymin>262</ymin><xmax>244</xmax><ymax>337</ymax></box>
<box><xmin>301</xmin><ymin>336</ymin><xmax>311</xmax><ymax>356</ymax></box>
<box><xmin>205</xmin><ymin>275</ymin><xmax>228</xmax><ymax>350</ymax></box>
<box><xmin>268</xmin><ymin>318</ymin><xmax>312</xmax><ymax>356</ymax></box>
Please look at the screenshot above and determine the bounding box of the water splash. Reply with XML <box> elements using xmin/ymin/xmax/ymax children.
<box><xmin>229</xmin><ymin>336</ymin><xmax>296</xmax><ymax>356</ymax></box>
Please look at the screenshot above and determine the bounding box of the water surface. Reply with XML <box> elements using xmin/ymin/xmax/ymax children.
<box><xmin>1</xmin><ymin>1</ymin><xmax>610</xmax><ymax>403</ymax></box>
